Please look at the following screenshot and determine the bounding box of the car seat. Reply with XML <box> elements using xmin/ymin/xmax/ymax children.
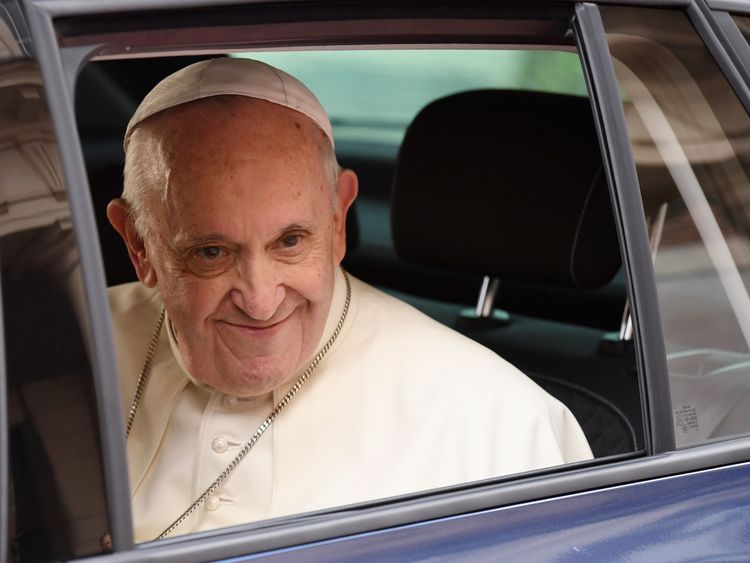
<box><xmin>391</xmin><ymin>89</ymin><xmax>642</xmax><ymax>457</ymax></box>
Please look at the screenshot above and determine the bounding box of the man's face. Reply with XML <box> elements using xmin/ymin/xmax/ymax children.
<box><xmin>121</xmin><ymin>98</ymin><xmax>356</xmax><ymax>397</ymax></box>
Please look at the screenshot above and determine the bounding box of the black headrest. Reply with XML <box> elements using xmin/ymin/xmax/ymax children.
<box><xmin>392</xmin><ymin>90</ymin><xmax>620</xmax><ymax>289</ymax></box>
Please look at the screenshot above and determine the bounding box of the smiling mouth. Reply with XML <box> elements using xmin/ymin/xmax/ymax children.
<box><xmin>218</xmin><ymin>312</ymin><xmax>293</xmax><ymax>334</ymax></box>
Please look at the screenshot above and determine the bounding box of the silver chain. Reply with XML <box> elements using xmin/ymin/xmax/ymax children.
<box><xmin>126</xmin><ymin>307</ymin><xmax>165</xmax><ymax>440</ymax></box>
<box><xmin>126</xmin><ymin>270</ymin><xmax>352</xmax><ymax>540</ymax></box>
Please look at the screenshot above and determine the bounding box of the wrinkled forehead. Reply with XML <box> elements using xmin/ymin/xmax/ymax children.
<box><xmin>124</xmin><ymin>95</ymin><xmax>336</xmax><ymax>235</ymax></box>
<box><xmin>130</xmin><ymin>97</ymin><xmax>332</xmax><ymax>212</ymax></box>
<box><xmin>157</xmin><ymin>104</ymin><xmax>333</xmax><ymax>238</ymax></box>
<box><xmin>145</xmin><ymin>95</ymin><xmax>328</xmax><ymax>157</ymax></box>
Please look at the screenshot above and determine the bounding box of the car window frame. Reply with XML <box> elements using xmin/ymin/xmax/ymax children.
<box><xmin>21</xmin><ymin>8</ymin><xmax>136</xmax><ymax>558</ymax></box>
<box><xmin>704</xmin><ymin>2</ymin><xmax>750</xmax><ymax>93</ymax></box>
<box><xmin>709</xmin><ymin>0</ymin><xmax>750</xmax><ymax>12</ymax></box>
<box><xmin>575</xmin><ymin>2</ymin><xmax>673</xmax><ymax>456</ymax></box>
<box><xmin>17</xmin><ymin>0</ymin><xmax>750</xmax><ymax>560</ymax></box>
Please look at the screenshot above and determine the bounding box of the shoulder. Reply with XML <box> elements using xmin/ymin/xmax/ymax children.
<box><xmin>108</xmin><ymin>282</ymin><xmax>163</xmax><ymax>374</ymax></box>
<box><xmin>345</xmin><ymin>275</ymin><xmax>553</xmax><ymax>410</ymax></box>
<box><xmin>108</xmin><ymin>281</ymin><xmax>163</xmax><ymax>332</ymax></box>
<box><xmin>349</xmin><ymin>275</ymin><xmax>524</xmax><ymax>380</ymax></box>
<box><xmin>109</xmin><ymin>280</ymin><xmax>162</xmax><ymax>316</ymax></box>
<box><xmin>343</xmin><ymin>276</ymin><xmax>592</xmax><ymax>464</ymax></box>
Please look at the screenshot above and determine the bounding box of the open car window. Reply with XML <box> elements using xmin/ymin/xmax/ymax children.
<box><xmin>75</xmin><ymin>43</ymin><xmax>641</xmax><ymax>544</ymax></box>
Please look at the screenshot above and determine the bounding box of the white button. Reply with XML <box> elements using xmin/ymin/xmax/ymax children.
<box><xmin>211</xmin><ymin>437</ymin><xmax>228</xmax><ymax>453</ymax></box>
<box><xmin>205</xmin><ymin>495</ymin><xmax>220</xmax><ymax>511</ymax></box>
<box><xmin>222</xmin><ymin>395</ymin><xmax>238</xmax><ymax>409</ymax></box>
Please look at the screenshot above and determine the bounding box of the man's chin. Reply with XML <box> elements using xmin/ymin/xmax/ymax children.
<box><xmin>213</xmin><ymin>361</ymin><xmax>294</xmax><ymax>398</ymax></box>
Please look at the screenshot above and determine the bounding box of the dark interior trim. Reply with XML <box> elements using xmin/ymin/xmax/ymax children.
<box><xmin>28</xmin><ymin>0</ymin><xmax>691</xmax><ymax>21</ymax></box>
<box><xmin>0</xmin><ymin>262</ymin><xmax>9</xmax><ymax>563</ymax></box>
<box><xmin>60</xmin><ymin>19</ymin><xmax>574</xmax><ymax>57</ymax></box>
<box><xmin>50</xmin><ymin>2</ymin><xmax>577</xmax><ymax>57</ymax></box>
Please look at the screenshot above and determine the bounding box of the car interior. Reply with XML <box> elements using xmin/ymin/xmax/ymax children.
<box><xmin>76</xmin><ymin>49</ymin><xmax>644</xmax><ymax>460</ymax></box>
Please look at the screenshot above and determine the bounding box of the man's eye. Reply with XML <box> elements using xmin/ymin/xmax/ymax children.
<box><xmin>280</xmin><ymin>234</ymin><xmax>302</xmax><ymax>248</ymax></box>
<box><xmin>186</xmin><ymin>246</ymin><xmax>234</xmax><ymax>276</ymax></box>
<box><xmin>195</xmin><ymin>246</ymin><xmax>225</xmax><ymax>260</ymax></box>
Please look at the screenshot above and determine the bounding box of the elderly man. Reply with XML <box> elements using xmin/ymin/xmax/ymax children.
<box><xmin>107</xmin><ymin>57</ymin><xmax>592</xmax><ymax>543</ymax></box>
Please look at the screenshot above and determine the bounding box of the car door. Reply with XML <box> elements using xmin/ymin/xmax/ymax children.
<box><xmin>5</xmin><ymin>0</ymin><xmax>750</xmax><ymax>561</ymax></box>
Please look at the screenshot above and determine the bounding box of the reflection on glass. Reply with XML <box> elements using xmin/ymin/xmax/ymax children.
<box><xmin>603</xmin><ymin>6</ymin><xmax>750</xmax><ymax>446</ymax></box>
<box><xmin>1</xmin><ymin>60</ymin><xmax>110</xmax><ymax>559</ymax></box>
<box><xmin>732</xmin><ymin>15</ymin><xmax>750</xmax><ymax>47</ymax></box>
<box><xmin>0</xmin><ymin>10</ymin><xmax>24</xmax><ymax>61</ymax></box>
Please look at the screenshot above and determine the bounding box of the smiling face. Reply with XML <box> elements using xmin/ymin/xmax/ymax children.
<box><xmin>110</xmin><ymin>97</ymin><xmax>357</xmax><ymax>397</ymax></box>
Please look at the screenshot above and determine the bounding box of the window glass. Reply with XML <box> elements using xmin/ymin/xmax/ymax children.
<box><xmin>602</xmin><ymin>6</ymin><xmax>750</xmax><ymax>446</ymax></box>
<box><xmin>1</xmin><ymin>59</ymin><xmax>110</xmax><ymax>560</ymax></box>
<box><xmin>732</xmin><ymin>15</ymin><xmax>750</xmax><ymax>45</ymax></box>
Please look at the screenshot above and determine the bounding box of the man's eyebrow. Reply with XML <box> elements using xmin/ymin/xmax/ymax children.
<box><xmin>179</xmin><ymin>233</ymin><xmax>230</xmax><ymax>246</ymax></box>
<box><xmin>177</xmin><ymin>225</ymin><xmax>314</xmax><ymax>246</ymax></box>
<box><xmin>276</xmin><ymin>223</ymin><xmax>315</xmax><ymax>236</ymax></box>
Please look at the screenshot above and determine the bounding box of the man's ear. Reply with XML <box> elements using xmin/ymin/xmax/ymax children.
<box><xmin>333</xmin><ymin>169</ymin><xmax>359</xmax><ymax>263</ymax></box>
<box><xmin>106</xmin><ymin>198</ymin><xmax>158</xmax><ymax>287</ymax></box>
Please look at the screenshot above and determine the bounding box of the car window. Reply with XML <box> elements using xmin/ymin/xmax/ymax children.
<box><xmin>602</xmin><ymin>5</ymin><xmax>750</xmax><ymax>447</ymax></box>
<box><xmin>77</xmin><ymin>44</ymin><xmax>642</xmax><ymax>544</ymax></box>
<box><xmin>0</xmin><ymin>58</ymin><xmax>110</xmax><ymax>560</ymax></box>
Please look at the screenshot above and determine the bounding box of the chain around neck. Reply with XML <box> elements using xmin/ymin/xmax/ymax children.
<box><xmin>126</xmin><ymin>269</ymin><xmax>352</xmax><ymax>540</ymax></box>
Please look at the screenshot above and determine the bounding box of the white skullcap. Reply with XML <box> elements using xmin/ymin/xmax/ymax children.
<box><xmin>124</xmin><ymin>57</ymin><xmax>334</xmax><ymax>150</ymax></box>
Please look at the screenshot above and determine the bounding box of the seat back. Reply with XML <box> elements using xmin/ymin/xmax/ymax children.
<box><xmin>391</xmin><ymin>89</ymin><xmax>640</xmax><ymax>457</ymax></box>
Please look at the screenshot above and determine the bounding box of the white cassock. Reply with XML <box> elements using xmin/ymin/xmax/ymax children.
<box><xmin>109</xmin><ymin>268</ymin><xmax>592</xmax><ymax>542</ymax></box>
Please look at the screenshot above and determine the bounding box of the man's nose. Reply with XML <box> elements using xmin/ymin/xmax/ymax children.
<box><xmin>230</xmin><ymin>258</ymin><xmax>285</xmax><ymax>321</ymax></box>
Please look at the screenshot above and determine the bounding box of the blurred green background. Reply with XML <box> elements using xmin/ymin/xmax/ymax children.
<box><xmin>234</xmin><ymin>50</ymin><xmax>587</xmax><ymax>145</ymax></box>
